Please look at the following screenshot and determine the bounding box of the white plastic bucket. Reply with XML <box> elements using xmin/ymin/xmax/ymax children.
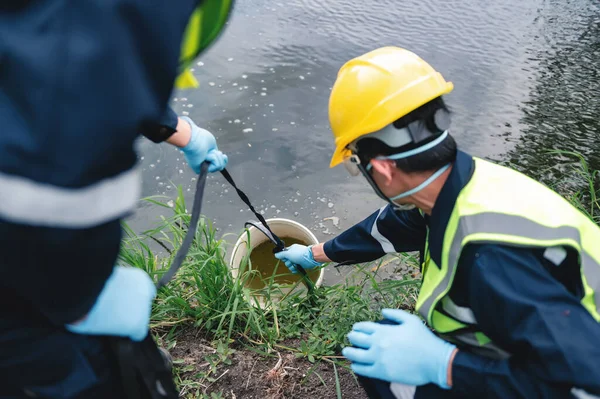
<box><xmin>229</xmin><ymin>218</ymin><xmax>324</xmax><ymax>308</ymax></box>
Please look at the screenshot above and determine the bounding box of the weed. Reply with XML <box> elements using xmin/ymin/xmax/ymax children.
<box><xmin>120</xmin><ymin>189</ymin><xmax>419</xmax><ymax>357</ymax></box>
<box><xmin>333</xmin><ymin>362</ymin><xmax>343</xmax><ymax>399</ymax></box>
<box><xmin>548</xmin><ymin>150</ymin><xmax>599</xmax><ymax>223</ymax></box>
<box><xmin>118</xmin><ymin>149</ymin><xmax>598</xmax><ymax>396</ymax></box>
<box><xmin>119</xmin><ymin>188</ymin><xmax>420</xmax><ymax>396</ymax></box>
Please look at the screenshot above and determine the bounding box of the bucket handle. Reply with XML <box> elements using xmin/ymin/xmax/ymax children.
<box><xmin>244</xmin><ymin>221</ymin><xmax>315</xmax><ymax>293</ymax></box>
<box><xmin>156</xmin><ymin>162</ymin><xmax>315</xmax><ymax>294</ymax></box>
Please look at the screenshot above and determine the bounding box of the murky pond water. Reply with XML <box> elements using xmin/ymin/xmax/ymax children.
<box><xmin>130</xmin><ymin>0</ymin><xmax>599</xmax><ymax>281</ymax></box>
<box><xmin>247</xmin><ymin>237</ymin><xmax>321</xmax><ymax>290</ymax></box>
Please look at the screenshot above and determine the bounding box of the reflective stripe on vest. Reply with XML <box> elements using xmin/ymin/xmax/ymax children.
<box><xmin>0</xmin><ymin>168</ymin><xmax>140</xmax><ymax>228</ymax></box>
<box><xmin>441</xmin><ymin>296</ymin><xmax>477</xmax><ymax>325</ymax></box>
<box><xmin>419</xmin><ymin>211</ymin><xmax>600</xmax><ymax>322</ymax></box>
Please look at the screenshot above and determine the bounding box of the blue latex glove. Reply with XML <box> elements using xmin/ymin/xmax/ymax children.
<box><xmin>274</xmin><ymin>244</ymin><xmax>323</xmax><ymax>274</ymax></box>
<box><xmin>180</xmin><ymin>116</ymin><xmax>228</xmax><ymax>173</ymax></box>
<box><xmin>66</xmin><ymin>266</ymin><xmax>156</xmax><ymax>342</ymax></box>
<box><xmin>342</xmin><ymin>309</ymin><xmax>456</xmax><ymax>389</ymax></box>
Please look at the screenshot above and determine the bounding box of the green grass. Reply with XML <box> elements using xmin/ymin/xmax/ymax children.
<box><xmin>120</xmin><ymin>186</ymin><xmax>419</xmax><ymax>351</ymax></box>
<box><xmin>169</xmin><ymin>341</ymin><xmax>235</xmax><ymax>398</ymax></box>
<box><xmin>119</xmin><ymin>151</ymin><xmax>598</xmax><ymax>397</ymax></box>
<box><xmin>119</xmin><ymin>186</ymin><xmax>420</xmax><ymax>395</ymax></box>
<box><xmin>548</xmin><ymin>150</ymin><xmax>599</xmax><ymax>224</ymax></box>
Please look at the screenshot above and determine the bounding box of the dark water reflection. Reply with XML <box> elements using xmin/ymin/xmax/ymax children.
<box><xmin>505</xmin><ymin>1</ymin><xmax>599</xmax><ymax>185</ymax></box>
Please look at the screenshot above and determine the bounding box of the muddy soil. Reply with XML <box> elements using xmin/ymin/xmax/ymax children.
<box><xmin>170</xmin><ymin>329</ymin><xmax>368</xmax><ymax>399</ymax></box>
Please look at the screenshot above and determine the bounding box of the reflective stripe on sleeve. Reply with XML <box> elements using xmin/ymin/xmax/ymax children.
<box><xmin>371</xmin><ymin>206</ymin><xmax>396</xmax><ymax>253</ymax></box>
<box><xmin>0</xmin><ymin>168</ymin><xmax>141</xmax><ymax>228</ymax></box>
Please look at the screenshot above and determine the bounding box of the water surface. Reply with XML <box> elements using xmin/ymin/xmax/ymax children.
<box><xmin>131</xmin><ymin>0</ymin><xmax>600</xmax><ymax>281</ymax></box>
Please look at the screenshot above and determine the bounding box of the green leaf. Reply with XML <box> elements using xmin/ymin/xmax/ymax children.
<box><xmin>333</xmin><ymin>362</ymin><xmax>343</xmax><ymax>399</ymax></box>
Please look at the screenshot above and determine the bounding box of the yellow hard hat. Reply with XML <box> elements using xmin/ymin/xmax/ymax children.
<box><xmin>328</xmin><ymin>46</ymin><xmax>454</xmax><ymax>167</ymax></box>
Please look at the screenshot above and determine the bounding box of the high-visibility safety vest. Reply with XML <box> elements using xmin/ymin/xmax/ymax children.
<box><xmin>175</xmin><ymin>0</ymin><xmax>234</xmax><ymax>89</ymax></box>
<box><xmin>416</xmin><ymin>157</ymin><xmax>600</xmax><ymax>359</ymax></box>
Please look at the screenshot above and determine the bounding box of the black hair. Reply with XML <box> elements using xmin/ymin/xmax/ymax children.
<box><xmin>354</xmin><ymin>96</ymin><xmax>457</xmax><ymax>173</ymax></box>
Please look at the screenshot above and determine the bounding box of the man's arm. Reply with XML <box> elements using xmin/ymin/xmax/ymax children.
<box><xmin>142</xmin><ymin>106</ymin><xmax>191</xmax><ymax>147</ymax></box>
<box><xmin>143</xmin><ymin>106</ymin><xmax>228</xmax><ymax>173</ymax></box>
<box><xmin>320</xmin><ymin>205</ymin><xmax>427</xmax><ymax>264</ymax></box>
<box><xmin>165</xmin><ymin>115</ymin><xmax>193</xmax><ymax>147</ymax></box>
<box><xmin>450</xmin><ymin>244</ymin><xmax>600</xmax><ymax>398</ymax></box>
<box><xmin>275</xmin><ymin>203</ymin><xmax>426</xmax><ymax>272</ymax></box>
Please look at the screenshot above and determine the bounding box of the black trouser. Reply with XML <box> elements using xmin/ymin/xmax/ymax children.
<box><xmin>0</xmin><ymin>330</ymin><xmax>127</xmax><ymax>399</ymax></box>
<box><xmin>0</xmin><ymin>329</ymin><xmax>176</xmax><ymax>399</ymax></box>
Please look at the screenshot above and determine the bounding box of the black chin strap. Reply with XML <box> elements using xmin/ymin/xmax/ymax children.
<box><xmin>356</xmin><ymin>161</ymin><xmax>401</xmax><ymax>210</ymax></box>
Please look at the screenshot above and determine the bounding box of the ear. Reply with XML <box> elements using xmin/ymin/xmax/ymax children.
<box><xmin>370</xmin><ymin>158</ymin><xmax>396</xmax><ymax>185</ymax></box>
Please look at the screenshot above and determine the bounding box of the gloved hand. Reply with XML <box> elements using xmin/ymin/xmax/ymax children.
<box><xmin>66</xmin><ymin>266</ymin><xmax>156</xmax><ymax>342</ymax></box>
<box><xmin>342</xmin><ymin>309</ymin><xmax>457</xmax><ymax>388</ymax></box>
<box><xmin>274</xmin><ymin>244</ymin><xmax>323</xmax><ymax>274</ymax></box>
<box><xmin>180</xmin><ymin>116</ymin><xmax>228</xmax><ymax>173</ymax></box>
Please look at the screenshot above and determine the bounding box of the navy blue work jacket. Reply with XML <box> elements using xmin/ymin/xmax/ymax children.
<box><xmin>324</xmin><ymin>151</ymin><xmax>600</xmax><ymax>398</ymax></box>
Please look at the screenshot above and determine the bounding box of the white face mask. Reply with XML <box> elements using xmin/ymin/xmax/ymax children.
<box><xmin>388</xmin><ymin>163</ymin><xmax>451</xmax><ymax>199</ymax></box>
<box><xmin>345</xmin><ymin>130</ymin><xmax>451</xmax><ymax>211</ymax></box>
<box><xmin>344</xmin><ymin>153</ymin><xmax>451</xmax><ymax>211</ymax></box>
<box><xmin>382</xmin><ymin>163</ymin><xmax>450</xmax><ymax>211</ymax></box>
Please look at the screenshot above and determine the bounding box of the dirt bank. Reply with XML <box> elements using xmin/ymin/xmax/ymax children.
<box><xmin>169</xmin><ymin>329</ymin><xmax>368</xmax><ymax>399</ymax></box>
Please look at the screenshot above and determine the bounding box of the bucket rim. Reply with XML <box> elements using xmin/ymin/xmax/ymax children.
<box><xmin>228</xmin><ymin>218</ymin><xmax>325</xmax><ymax>308</ymax></box>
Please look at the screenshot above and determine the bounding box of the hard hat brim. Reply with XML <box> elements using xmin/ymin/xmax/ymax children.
<box><xmin>330</xmin><ymin>145</ymin><xmax>350</xmax><ymax>168</ymax></box>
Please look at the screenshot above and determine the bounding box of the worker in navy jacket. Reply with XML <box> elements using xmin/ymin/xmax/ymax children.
<box><xmin>276</xmin><ymin>47</ymin><xmax>600</xmax><ymax>398</ymax></box>
<box><xmin>0</xmin><ymin>1</ymin><xmax>233</xmax><ymax>397</ymax></box>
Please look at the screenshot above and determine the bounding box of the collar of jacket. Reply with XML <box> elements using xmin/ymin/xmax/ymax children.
<box><xmin>426</xmin><ymin>150</ymin><xmax>475</xmax><ymax>267</ymax></box>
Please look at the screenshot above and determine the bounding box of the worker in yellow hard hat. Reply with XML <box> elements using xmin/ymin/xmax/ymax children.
<box><xmin>275</xmin><ymin>47</ymin><xmax>600</xmax><ymax>398</ymax></box>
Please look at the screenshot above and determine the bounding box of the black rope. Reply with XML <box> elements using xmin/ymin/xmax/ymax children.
<box><xmin>125</xmin><ymin>162</ymin><xmax>323</xmax><ymax>399</ymax></box>
<box><xmin>156</xmin><ymin>162</ymin><xmax>209</xmax><ymax>290</ymax></box>
<box><xmin>220</xmin><ymin>169</ymin><xmax>285</xmax><ymax>250</ymax></box>
<box><xmin>221</xmin><ymin>170</ymin><xmax>313</xmax><ymax>292</ymax></box>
